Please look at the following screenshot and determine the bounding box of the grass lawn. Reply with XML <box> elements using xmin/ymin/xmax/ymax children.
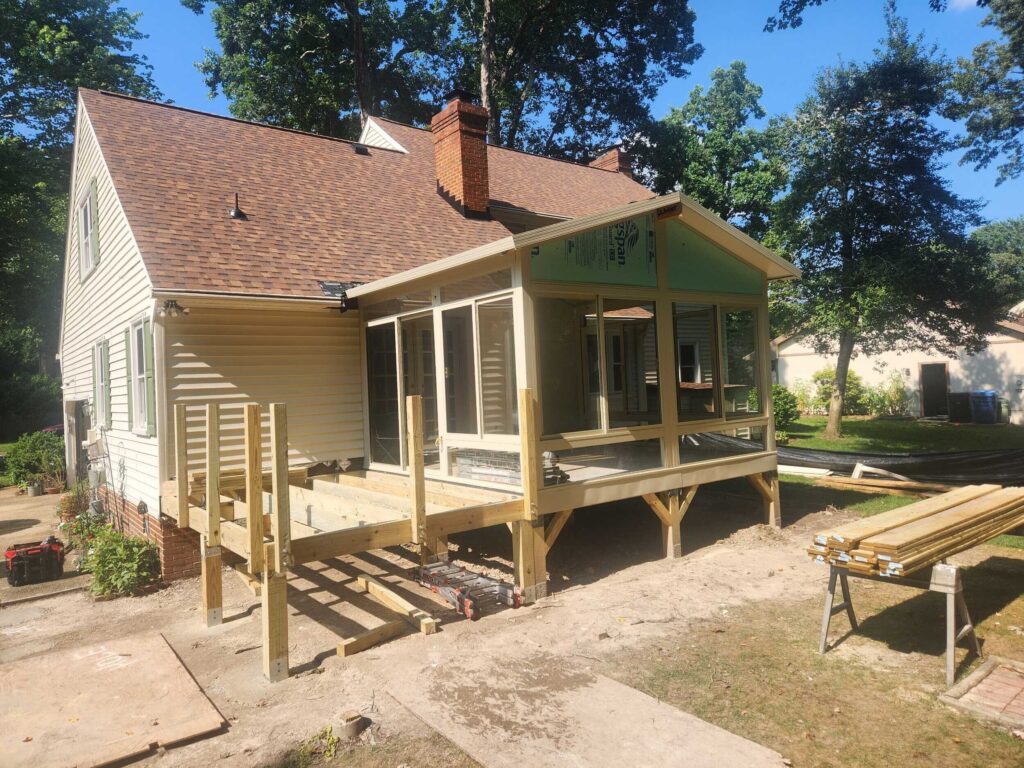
<box><xmin>785</xmin><ymin>416</ymin><xmax>1024</xmax><ymax>453</ymax></box>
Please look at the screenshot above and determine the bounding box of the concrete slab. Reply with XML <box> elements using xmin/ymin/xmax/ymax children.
<box><xmin>386</xmin><ymin>654</ymin><xmax>786</xmax><ymax>768</ymax></box>
<box><xmin>0</xmin><ymin>632</ymin><xmax>226</xmax><ymax>768</ymax></box>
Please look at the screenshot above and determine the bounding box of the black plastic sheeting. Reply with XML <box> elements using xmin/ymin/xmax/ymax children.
<box><xmin>691</xmin><ymin>432</ymin><xmax>1024</xmax><ymax>486</ymax></box>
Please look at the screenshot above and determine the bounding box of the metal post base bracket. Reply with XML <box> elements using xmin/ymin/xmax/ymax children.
<box><xmin>818</xmin><ymin>563</ymin><xmax>982</xmax><ymax>687</ymax></box>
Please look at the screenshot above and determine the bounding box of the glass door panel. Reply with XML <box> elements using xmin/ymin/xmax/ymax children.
<box><xmin>401</xmin><ymin>314</ymin><xmax>440</xmax><ymax>469</ymax></box>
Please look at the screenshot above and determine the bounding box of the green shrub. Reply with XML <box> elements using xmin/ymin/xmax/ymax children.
<box><xmin>771</xmin><ymin>385</ymin><xmax>799</xmax><ymax>429</ymax></box>
<box><xmin>790</xmin><ymin>378</ymin><xmax>813</xmax><ymax>413</ymax></box>
<box><xmin>865</xmin><ymin>371</ymin><xmax>911</xmax><ymax>417</ymax></box>
<box><xmin>82</xmin><ymin>527</ymin><xmax>160</xmax><ymax>596</ymax></box>
<box><xmin>5</xmin><ymin>430</ymin><xmax>65</xmax><ymax>485</ymax></box>
<box><xmin>811</xmin><ymin>368</ymin><xmax>868</xmax><ymax>415</ymax></box>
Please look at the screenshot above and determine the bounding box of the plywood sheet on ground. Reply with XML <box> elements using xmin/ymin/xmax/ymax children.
<box><xmin>0</xmin><ymin>632</ymin><xmax>226</xmax><ymax>768</ymax></box>
<box><xmin>385</xmin><ymin>654</ymin><xmax>786</xmax><ymax>768</ymax></box>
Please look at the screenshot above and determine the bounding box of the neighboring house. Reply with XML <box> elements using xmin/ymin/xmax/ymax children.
<box><xmin>773</xmin><ymin>303</ymin><xmax>1024</xmax><ymax>425</ymax></box>
<box><xmin>59</xmin><ymin>88</ymin><xmax>799</xmax><ymax>591</ymax></box>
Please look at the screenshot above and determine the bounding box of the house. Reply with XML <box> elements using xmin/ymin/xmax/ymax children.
<box><xmin>59</xmin><ymin>88</ymin><xmax>799</xmax><ymax>678</ymax></box>
<box><xmin>773</xmin><ymin>303</ymin><xmax>1024</xmax><ymax>424</ymax></box>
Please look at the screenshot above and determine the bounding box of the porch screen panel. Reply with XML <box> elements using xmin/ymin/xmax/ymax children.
<box><xmin>722</xmin><ymin>309</ymin><xmax>762</xmax><ymax>418</ymax></box>
<box><xmin>673</xmin><ymin>303</ymin><xmax>720</xmax><ymax>421</ymax></box>
<box><xmin>401</xmin><ymin>314</ymin><xmax>440</xmax><ymax>467</ymax></box>
<box><xmin>679</xmin><ymin>426</ymin><xmax>766</xmax><ymax>464</ymax></box>
<box><xmin>601</xmin><ymin>299</ymin><xmax>660</xmax><ymax>427</ymax></box>
<box><xmin>478</xmin><ymin>297</ymin><xmax>518</xmax><ymax>434</ymax></box>
<box><xmin>536</xmin><ymin>297</ymin><xmax>600</xmax><ymax>435</ymax></box>
<box><xmin>366</xmin><ymin>324</ymin><xmax>400</xmax><ymax>464</ymax></box>
<box><xmin>441</xmin><ymin>306</ymin><xmax>477</xmax><ymax>434</ymax></box>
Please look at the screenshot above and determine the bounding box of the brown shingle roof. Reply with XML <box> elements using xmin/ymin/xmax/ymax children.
<box><xmin>81</xmin><ymin>90</ymin><xmax>654</xmax><ymax>299</ymax></box>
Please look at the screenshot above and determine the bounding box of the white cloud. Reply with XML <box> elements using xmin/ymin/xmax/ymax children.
<box><xmin>949</xmin><ymin>0</ymin><xmax>978</xmax><ymax>11</ymax></box>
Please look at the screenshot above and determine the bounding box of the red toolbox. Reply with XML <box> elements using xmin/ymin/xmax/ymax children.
<box><xmin>4</xmin><ymin>536</ymin><xmax>65</xmax><ymax>587</ymax></box>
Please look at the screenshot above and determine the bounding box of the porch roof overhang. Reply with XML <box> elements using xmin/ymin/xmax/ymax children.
<box><xmin>347</xmin><ymin>191</ymin><xmax>801</xmax><ymax>302</ymax></box>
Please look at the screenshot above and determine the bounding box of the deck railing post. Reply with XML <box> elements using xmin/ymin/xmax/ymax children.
<box><xmin>201</xmin><ymin>403</ymin><xmax>222</xmax><ymax>626</ymax></box>
<box><xmin>244</xmin><ymin>403</ymin><xmax>265</xmax><ymax>574</ymax></box>
<box><xmin>515</xmin><ymin>388</ymin><xmax>547</xmax><ymax>602</ymax></box>
<box><xmin>263</xmin><ymin>404</ymin><xmax>290</xmax><ymax>682</ymax></box>
<box><xmin>406</xmin><ymin>395</ymin><xmax>427</xmax><ymax>563</ymax></box>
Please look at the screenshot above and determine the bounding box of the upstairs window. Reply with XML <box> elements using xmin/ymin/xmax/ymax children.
<box><xmin>78</xmin><ymin>178</ymin><xmax>99</xmax><ymax>278</ymax></box>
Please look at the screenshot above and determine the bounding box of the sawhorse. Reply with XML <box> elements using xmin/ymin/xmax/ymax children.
<box><xmin>819</xmin><ymin>563</ymin><xmax>982</xmax><ymax>687</ymax></box>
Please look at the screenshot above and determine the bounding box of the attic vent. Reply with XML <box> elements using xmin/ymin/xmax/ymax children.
<box><xmin>353</xmin><ymin>143</ymin><xmax>370</xmax><ymax>155</ymax></box>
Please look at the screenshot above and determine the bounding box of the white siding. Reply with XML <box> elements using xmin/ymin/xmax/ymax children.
<box><xmin>775</xmin><ymin>334</ymin><xmax>1024</xmax><ymax>425</ymax></box>
<box><xmin>164</xmin><ymin>305</ymin><xmax>365</xmax><ymax>475</ymax></box>
<box><xmin>59</xmin><ymin>104</ymin><xmax>160</xmax><ymax>511</ymax></box>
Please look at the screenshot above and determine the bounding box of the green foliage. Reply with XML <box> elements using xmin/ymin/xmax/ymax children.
<box><xmin>811</xmin><ymin>368</ymin><xmax>868</xmax><ymax>415</ymax></box>
<box><xmin>765</xmin><ymin>1</ymin><xmax>975</xmax><ymax>32</ymax></box>
<box><xmin>950</xmin><ymin>0</ymin><xmax>1024</xmax><ymax>183</ymax></box>
<box><xmin>970</xmin><ymin>216</ymin><xmax>1024</xmax><ymax>309</ymax></box>
<box><xmin>864</xmin><ymin>371</ymin><xmax>911</xmax><ymax>417</ymax></box>
<box><xmin>0</xmin><ymin>372</ymin><xmax>62</xmax><ymax>441</ymax></box>
<box><xmin>771</xmin><ymin>384</ymin><xmax>800</xmax><ymax>429</ymax></box>
<box><xmin>1</xmin><ymin>1</ymin><xmax>160</xmax><ymax>436</ymax></box>
<box><xmin>81</xmin><ymin>526</ymin><xmax>160</xmax><ymax>596</ymax></box>
<box><xmin>789</xmin><ymin>378</ymin><xmax>814</xmax><ymax>414</ymax></box>
<box><xmin>185</xmin><ymin>0</ymin><xmax>703</xmax><ymax>159</ymax></box>
<box><xmin>773</xmin><ymin>8</ymin><xmax>1003</xmax><ymax>430</ymax></box>
<box><xmin>640</xmin><ymin>61</ymin><xmax>786</xmax><ymax>237</ymax></box>
<box><xmin>5</xmin><ymin>430</ymin><xmax>64</xmax><ymax>485</ymax></box>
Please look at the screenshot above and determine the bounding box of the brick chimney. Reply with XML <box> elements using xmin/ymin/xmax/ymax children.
<box><xmin>589</xmin><ymin>146</ymin><xmax>633</xmax><ymax>178</ymax></box>
<box><xmin>430</xmin><ymin>90</ymin><xmax>490</xmax><ymax>217</ymax></box>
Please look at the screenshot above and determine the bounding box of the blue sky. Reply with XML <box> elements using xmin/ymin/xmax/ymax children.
<box><xmin>127</xmin><ymin>0</ymin><xmax>1020</xmax><ymax>222</ymax></box>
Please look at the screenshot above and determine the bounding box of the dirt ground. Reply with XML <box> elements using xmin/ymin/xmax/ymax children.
<box><xmin>2</xmin><ymin>478</ymin><xmax>1023</xmax><ymax>767</ymax></box>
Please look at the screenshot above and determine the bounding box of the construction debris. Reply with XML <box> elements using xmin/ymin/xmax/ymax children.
<box><xmin>413</xmin><ymin>562</ymin><xmax>523</xmax><ymax>620</ymax></box>
<box><xmin>808</xmin><ymin>484</ymin><xmax>1024</xmax><ymax>577</ymax></box>
<box><xmin>813</xmin><ymin>476</ymin><xmax>958</xmax><ymax>498</ymax></box>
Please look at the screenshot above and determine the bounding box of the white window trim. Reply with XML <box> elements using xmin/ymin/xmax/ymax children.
<box><xmin>131</xmin><ymin>319</ymin><xmax>148</xmax><ymax>435</ymax></box>
<box><xmin>93</xmin><ymin>341</ymin><xmax>107</xmax><ymax>428</ymax></box>
<box><xmin>79</xmin><ymin>192</ymin><xmax>96</xmax><ymax>279</ymax></box>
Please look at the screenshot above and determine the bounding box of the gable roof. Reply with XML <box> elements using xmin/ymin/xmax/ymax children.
<box><xmin>79</xmin><ymin>89</ymin><xmax>654</xmax><ymax>300</ymax></box>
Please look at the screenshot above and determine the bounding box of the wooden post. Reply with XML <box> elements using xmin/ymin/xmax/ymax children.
<box><xmin>514</xmin><ymin>388</ymin><xmax>545</xmax><ymax>602</ymax></box>
<box><xmin>200</xmin><ymin>403</ymin><xmax>222</xmax><ymax>627</ymax></box>
<box><xmin>513</xmin><ymin>519</ymin><xmax>547</xmax><ymax>603</ymax></box>
<box><xmin>261</xmin><ymin>542</ymin><xmax>289</xmax><ymax>682</ymax></box>
<box><xmin>749</xmin><ymin>471</ymin><xmax>782</xmax><ymax>528</ymax></box>
<box><xmin>200</xmin><ymin>539</ymin><xmax>222</xmax><ymax>626</ymax></box>
<box><xmin>269</xmin><ymin>403</ymin><xmax>291</xmax><ymax>571</ymax></box>
<box><xmin>244</xmin><ymin>403</ymin><xmax>265</xmax><ymax>573</ymax></box>
<box><xmin>643</xmin><ymin>486</ymin><xmax>698</xmax><ymax>559</ymax></box>
<box><xmin>174</xmin><ymin>404</ymin><xmax>189</xmax><ymax>529</ymax></box>
<box><xmin>406</xmin><ymin>395</ymin><xmax>427</xmax><ymax>562</ymax></box>
<box><xmin>518</xmin><ymin>388</ymin><xmax>540</xmax><ymax>520</ymax></box>
<box><xmin>430</xmin><ymin>534</ymin><xmax>449</xmax><ymax>563</ymax></box>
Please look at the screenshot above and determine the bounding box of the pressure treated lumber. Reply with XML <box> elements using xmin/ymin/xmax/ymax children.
<box><xmin>338</xmin><ymin>619</ymin><xmax>407</xmax><ymax>657</ymax></box>
<box><xmin>814</xmin><ymin>484</ymin><xmax>1000</xmax><ymax>551</ymax></box>
<box><xmin>243</xmin><ymin>403</ymin><xmax>265</xmax><ymax>574</ymax></box>
<box><xmin>355</xmin><ymin>574</ymin><xmax>437</xmax><ymax>635</ymax></box>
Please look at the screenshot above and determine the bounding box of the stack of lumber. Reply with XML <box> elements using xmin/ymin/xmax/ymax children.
<box><xmin>813</xmin><ymin>476</ymin><xmax>957</xmax><ymax>498</ymax></box>
<box><xmin>807</xmin><ymin>484</ymin><xmax>1024</xmax><ymax>577</ymax></box>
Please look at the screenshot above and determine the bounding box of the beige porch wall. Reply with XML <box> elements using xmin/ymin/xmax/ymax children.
<box><xmin>161</xmin><ymin>302</ymin><xmax>365</xmax><ymax>479</ymax></box>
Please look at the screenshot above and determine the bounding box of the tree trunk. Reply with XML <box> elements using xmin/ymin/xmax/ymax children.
<box><xmin>823</xmin><ymin>331</ymin><xmax>856</xmax><ymax>440</ymax></box>
<box><xmin>343</xmin><ymin>0</ymin><xmax>371</xmax><ymax>128</ymax></box>
<box><xmin>480</xmin><ymin>0</ymin><xmax>498</xmax><ymax>143</ymax></box>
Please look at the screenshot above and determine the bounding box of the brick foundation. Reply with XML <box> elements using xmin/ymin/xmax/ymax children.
<box><xmin>98</xmin><ymin>488</ymin><xmax>201</xmax><ymax>581</ymax></box>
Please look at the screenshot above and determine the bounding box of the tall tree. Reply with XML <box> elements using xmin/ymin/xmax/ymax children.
<box><xmin>638</xmin><ymin>61</ymin><xmax>786</xmax><ymax>237</ymax></box>
<box><xmin>775</xmin><ymin>7</ymin><xmax>1002</xmax><ymax>439</ymax></box>
<box><xmin>182</xmin><ymin>1</ymin><xmax>454</xmax><ymax>137</ymax></box>
<box><xmin>949</xmin><ymin>0</ymin><xmax>1024</xmax><ymax>183</ymax></box>
<box><xmin>460</xmin><ymin>0</ymin><xmax>703</xmax><ymax>158</ymax></box>
<box><xmin>970</xmin><ymin>215</ymin><xmax>1024</xmax><ymax>306</ymax></box>
<box><xmin>0</xmin><ymin>1</ymin><xmax>159</xmax><ymax>437</ymax></box>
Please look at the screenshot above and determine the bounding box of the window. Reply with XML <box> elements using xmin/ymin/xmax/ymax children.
<box><xmin>602</xmin><ymin>299</ymin><xmax>660</xmax><ymax>428</ymax></box>
<box><xmin>130</xmin><ymin>320</ymin><xmax>149</xmax><ymax>432</ymax></box>
<box><xmin>79</xmin><ymin>195</ymin><xmax>95</xmax><ymax>275</ymax></box>
<box><xmin>607</xmin><ymin>333</ymin><xmax>624</xmax><ymax>394</ymax></box>
<box><xmin>536</xmin><ymin>297</ymin><xmax>600</xmax><ymax>434</ymax></box>
<box><xmin>673</xmin><ymin>303</ymin><xmax>719</xmax><ymax>421</ymax></box>
<box><xmin>476</xmin><ymin>297</ymin><xmax>518</xmax><ymax>435</ymax></box>
<box><xmin>93</xmin><ymin>341</ymin><xmax>109</xmax><ymax>429</ymax></box>
<box><xmin>366</xmin><ymin>324</ymin><xmax>400</xmax><ymax>464</ymax></box>
<box><xmin>678</xmin><ymin>342</ymin><xmax>700</xmax><ymax>384</ymax></box>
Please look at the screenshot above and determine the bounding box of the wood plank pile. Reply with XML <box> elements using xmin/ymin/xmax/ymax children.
<box><xmin>807</xmin><ymin>484</ymin><xmax>1024</xmax><ymax>577</ymax></box>
<box><xmin>813</xmin><ymin>476</ymin><xmax>957</xmax><ymax>498</ymax></box>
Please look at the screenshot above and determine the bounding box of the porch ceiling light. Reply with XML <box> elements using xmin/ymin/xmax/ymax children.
<box><xmin>158</xmin><ymin>299</ymin><xmax>189</xmax><ymax>318</ymax></box>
